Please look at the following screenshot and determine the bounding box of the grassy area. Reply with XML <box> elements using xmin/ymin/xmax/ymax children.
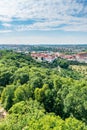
<box><xmin>70</xmin><ymin>65</ymin><xmax>87</xmax><ymax>78</ymax></box>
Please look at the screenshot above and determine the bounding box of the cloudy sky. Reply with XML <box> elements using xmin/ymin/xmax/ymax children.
<box><xmin>0</xmin><ymin>0</ymin><xmax>87</xmax><ymax>44</ymax></box>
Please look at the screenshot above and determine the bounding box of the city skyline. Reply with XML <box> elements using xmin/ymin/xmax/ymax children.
<box><xmin>0</xmin><ymin>0</ymin><xmax>87</xmax><ymax>44</ymax></box>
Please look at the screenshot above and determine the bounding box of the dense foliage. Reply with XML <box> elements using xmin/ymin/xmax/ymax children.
<box><xmin>0</xmin><ymin>50</ymin><xmax>87</xmax><ymax>130</ymax></box>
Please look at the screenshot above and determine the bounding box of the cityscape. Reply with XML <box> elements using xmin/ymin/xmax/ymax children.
<box><xmin>0</xmin><ymin>0</ymin><xmax>87</xmax><ymax>129</ymax></box>
<box><xmin>0</xmin><ymin>44</ymin><xmax>87</xmax><ymax>63</ymax></box>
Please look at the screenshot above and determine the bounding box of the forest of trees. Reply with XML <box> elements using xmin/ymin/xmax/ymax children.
<box><xmin>0</xmin><ymin>50</ymin><xmax>87</xmax><ymax>130</ymax></box>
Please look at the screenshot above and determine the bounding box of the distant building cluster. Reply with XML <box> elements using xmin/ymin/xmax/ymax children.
<box><xmin>31</xmin><ymin>52</ymin><xmax>87</xmax><ymax>63</ymax></box>
<box><xmin>31</xmin><ymin>52</ymin><xmax>57</xmax><ymax>63</ymax></box>
<box><xmin>75</xmin><ymin>52</ymin><xmax>87</xmax><ymax>63</ymax></box>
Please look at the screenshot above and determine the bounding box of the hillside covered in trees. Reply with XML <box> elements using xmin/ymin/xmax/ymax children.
<box><xmin>0</xmin><ymin>50</ymin><xmax>87</xmax><ymax>130</ymax></box>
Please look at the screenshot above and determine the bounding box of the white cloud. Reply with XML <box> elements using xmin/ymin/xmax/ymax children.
<box><xmin>0</xmin><ymin>30</ymin><xmax>12</xmax><ymax>33</ymax></box>
<box><xmin>0</xmin><ymin>16</ymin><xmax>12</xmax><ymax>22</ymax></box>
<box><xmin>16</xmin><ymin>17</ymin><xmax>87</xmax><ymax>32</ymax></box>
<box><xmin>2</xmin><ymin>23</ymin><xmax>12</xmax><ymax>27</ymax></box>
<box><xmin>0</xmin><ymin>0</ymin><xmax>87</xmax><ymax>32</ymax></box>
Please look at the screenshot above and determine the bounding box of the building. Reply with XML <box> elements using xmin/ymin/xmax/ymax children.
<box><xmin>75</xmin><ymin>52</ymin><xmax>87</xmax><ymax>63</ymax></box>
<box><xmin>31</xmin><ymin>52</ymin><xmax>56</xmax><ymax>63</ymax></box>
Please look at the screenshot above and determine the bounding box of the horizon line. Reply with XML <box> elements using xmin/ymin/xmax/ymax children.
<box><xmin>0</xmin><ymin>43</ymin><xmax>87</xmax><ymax>46</ymax></box>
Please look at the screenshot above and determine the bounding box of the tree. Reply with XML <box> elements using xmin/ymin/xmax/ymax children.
<box><xmin>1</xmin><ymin>85</ymin><xmax>15</xmax><ymax>110</ymax></box>
<box><xmin>13</xmin><ymin>67</ymin><xmax>29</xmax><ymax>85</ymax></box>
<box><xmin>13</xmin><ymin>84</ymin><xmax>34</xmax><ymax>103</ymax></box>
<box><xmin>0</xmin><ymin>70</ymin><xmax>13</xmax><ymax>86</ymax></box>
<box><xmin>63</xmin><ymin>80</ymin><xmax>87</xmax><ymax>122</ymax></box>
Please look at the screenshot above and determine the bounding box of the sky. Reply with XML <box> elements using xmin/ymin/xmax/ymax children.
<box><xmin>0</xmin><ymin>0</ymin><xmax>87</xmax><ymax>44</ymax></box>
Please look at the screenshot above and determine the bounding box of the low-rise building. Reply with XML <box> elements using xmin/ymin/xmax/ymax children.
<box><xmin>31</xmin><ymin>52</ymin><xmax>57</xmax><ymax>63</ymax></box>
<box><xmin>75</xmin><ymin>52</ymin><xmax>87</xmax><ymax>63</ymax></box>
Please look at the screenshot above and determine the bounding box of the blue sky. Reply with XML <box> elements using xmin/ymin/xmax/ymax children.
<box><xmin>0</xmin><ymin>0</ymin><xmax>87</xmax><ymax>44</ymax></box>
